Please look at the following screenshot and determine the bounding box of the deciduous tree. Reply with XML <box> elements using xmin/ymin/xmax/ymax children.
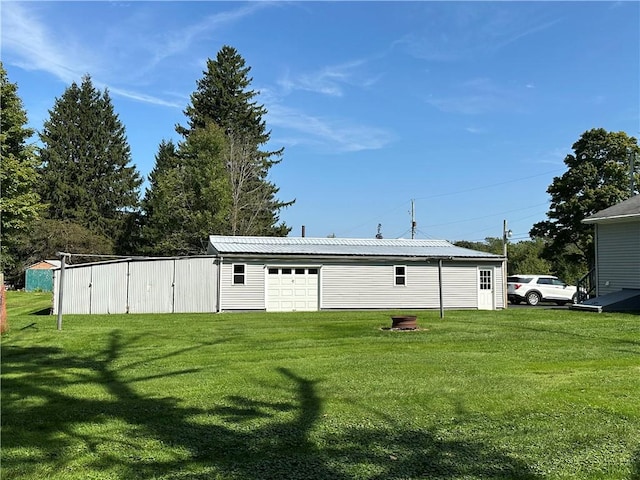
<box><xmin>530</xmin><ymin>128</ymin><xmax>639</xmax><ymax>274</ymax></box>
<box><xmin>0</xmin><ymin>63</ymin><xmax>44</xmax><ymax>277</ymax></box>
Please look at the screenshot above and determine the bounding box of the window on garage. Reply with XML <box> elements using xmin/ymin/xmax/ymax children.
<box><xmin>394</xmin><ymin>265</ymin><xmax>406</xmax><ymax>286</ymax></box>
<box><xmin>232</xmin><ymin>264</ymin><xmax>246</xmax><ymax>285</ymax></box>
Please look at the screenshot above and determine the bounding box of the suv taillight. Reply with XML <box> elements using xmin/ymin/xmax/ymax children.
<box><xmin>515</xmin><ymin>284</ymin><xmax>522</xmax><ymax>290</ymax></box>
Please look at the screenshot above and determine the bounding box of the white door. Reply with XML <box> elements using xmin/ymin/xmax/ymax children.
<box><xmin>267</xmin><ymin>267</ymin><xmax>319</xmax><ymax>312</ymax></box>
<box><xmin>478</xmin><ymin>268</ymin><xmax>494</xmax><ymax>310</ymax></box>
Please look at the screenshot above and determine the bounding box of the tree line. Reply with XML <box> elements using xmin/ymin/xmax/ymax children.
<box><xmin>1</xmin><ymin>46</ymin><xmax>293</xmax><ymax>285</ymax></box>
<box><xmin>1</xmin><ymin>45</ymin><xmax>639</xmax><ymax>287</ymax></box>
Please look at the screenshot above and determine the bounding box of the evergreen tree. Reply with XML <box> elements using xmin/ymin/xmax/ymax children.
<box><xmin>0</xmin><ymin>63</ymin><xmax>44</xmax><ymax>277</ymax></box>
<box><xmin>39</xmin><ymin>75</ymin><xmax>142</xmax><ymax>250</ymax></box>
<box><xmin>179</xmin><ymin>45</ymin><xmax>293</xmax><ymax>236</ymax></box>
<box><xmin>140</xmin><ymin>139</ymin><xmax>177</xmax><ymax>253</ymax></box>
<box><xmin>142</xmin><ymin>125</ymin><xmax>230</xmax><ymax>255</ymax></box>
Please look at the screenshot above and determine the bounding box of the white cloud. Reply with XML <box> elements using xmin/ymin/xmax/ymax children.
<box><xmin>398</xmin><ymin>4</ymin><xmax>560</xmax><ymax>62</ymax></box>
<box><xmin>426</xmin><ymin>77</ymin><xmax>528</xmax><ymax>115</ymax></box>
<box><xmin>278</xmin><ymin>58</ymin><xmax>381</xmax><ymax>97</ymax></box>
<box><xmin>266</xmin><ymin>104</ymin><xmax>394</xmax><ymax>153</ymax></box>
<box><xmin>1</xmin><ymin>2</ymin><xmax>273</xmax><ymax>106</ymax></box>
<box><xmin>1</xmin><ymin>2</ymin><xmax>97</xmax><ymax>83</ymax></box>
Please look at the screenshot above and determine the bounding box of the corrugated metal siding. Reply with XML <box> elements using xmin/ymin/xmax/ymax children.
<box><xmin>220</xmin><ymin>262</ymin><xmax>265</xmax><ymax>310</ymax></box>
<box><xmin>62</xmin><ymin>267</ymin><xmax>92</xmax><ymax>314</ymax></box>
<box><xmin>128</xmin><ymin>260</ymin><xmax>175</xmax><ymax>314</ymax></box>
<box><xmin>174</xmin><ymin>258</ymin><xmax>218</xmax><ymax>313</ymax></box>
<box><xmin>597</xmin><ymin>222</ymin><xmax>640</xmax><ymax>294</ymax></box>
<box><xmin>52</xmin><ymin>258</ymin><xmax>220</xmax><ymax>315</ymax></box>
<box><xmin>90</xmin><ymin>262</ymin><xmax>129</xmax><ymax>314</ymax></box>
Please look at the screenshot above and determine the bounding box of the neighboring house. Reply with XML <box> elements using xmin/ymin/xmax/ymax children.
<box><xmin>578</xmin><ymin>195</ymin><xmax>640</xmax><ymax>312</ymax></box>
<box><xmin>25</xmin><ymin>260</ymin><xmax>61</xmax><ymax>292</ymax></box>
<box><xmin>52</xmin><ymin>236</ymin><xmax>505</xmax><ymax>315</ymax></box>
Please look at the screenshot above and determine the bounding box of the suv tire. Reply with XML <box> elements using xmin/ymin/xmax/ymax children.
<box><xmin>526</xmin><ymin>291</ymin><xmax>541</xmax><ymax>306</ymax></box>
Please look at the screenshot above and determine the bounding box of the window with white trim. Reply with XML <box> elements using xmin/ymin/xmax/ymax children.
<box><xmin>232</xmin><ymin>264</ymin><xmax>246</xmax><ymax>285</ymax></box>
<box><xmin>394</xmin><ymin>265</ymin><xmax>406</xmax><ymax>286</ymax></box>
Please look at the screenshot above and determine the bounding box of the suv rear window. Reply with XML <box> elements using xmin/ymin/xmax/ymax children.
<box><xmin>507</xmin><ymin>276</ymin><xmax>533</xmax><ymax>283</ymax></box>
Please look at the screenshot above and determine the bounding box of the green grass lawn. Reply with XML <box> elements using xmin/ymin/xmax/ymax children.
<box><xmin>2</xmin><ymin>291</ymin><xmax>639</xmax><ymax>479</ymax></box>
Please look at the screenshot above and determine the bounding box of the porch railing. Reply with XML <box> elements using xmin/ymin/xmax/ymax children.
<box><xmin>576</xmin><ymin>268</ymin><xmax>596</xmax><ymax>303</ymax></box>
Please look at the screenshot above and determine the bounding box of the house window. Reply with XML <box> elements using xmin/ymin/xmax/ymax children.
<box><xmin>395</xmin><ymin>266</ymin><xmax>406</xmax><ymax>286</ymax></box>
<box><xmin>233</xmin><ymin>264</ymin><xmax>246</xmax><ymax>285</ymax></box>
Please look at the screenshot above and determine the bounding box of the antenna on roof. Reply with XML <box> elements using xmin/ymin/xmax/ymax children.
<box><xmin>376</xmin><ymin>223</ymin><xmax>383</xmax><ymax>239</ymax></box>
<box><xmin>411</xmin><ymin>199</ymin><xmax>417</xmax><ymax>239</ymax></box>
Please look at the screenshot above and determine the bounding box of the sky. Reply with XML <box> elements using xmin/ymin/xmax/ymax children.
<box><xmin>2</xmin><ymin>1</ymin><xmax>639</xmax><ymax>243</ymax></box>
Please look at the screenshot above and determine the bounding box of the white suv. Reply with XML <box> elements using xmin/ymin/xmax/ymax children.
<box><xmin>507</xmin><ymin>275</ymin><xmax>578</xmax><ymax>306</ymax></box>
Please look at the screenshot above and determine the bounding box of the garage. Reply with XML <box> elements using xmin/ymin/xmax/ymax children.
<box><xmin>267</xmin><ymin>267</ymin><xmax>319</xmax><ymax>312</ymax></box>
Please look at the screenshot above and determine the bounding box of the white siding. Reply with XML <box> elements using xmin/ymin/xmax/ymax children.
<box><xmin>128</xmin><ymin>260</ymin><xmax>175</xmax><ymax>313</ymax></box>
<box><xmin>220</xmin><ymin>262</ymin><xmax>265</xmax><ymax>310</ymax></box>
<box><xmin>596</xmin><ymin>222</ymin><xmax>640</xmax><ymax>294</ymax></box>
<box><xmin>441</xmin><ymin>264</ymin><xmax>479</xmax><ymax>309</ymax></box>
<box><xmin>321</xmin><ymin>261</ymin><xmax>502</xmax><ymax>310</ymax></box>
<box><xmin>91</xmin><ymin>262</ymin><xmax>129</xmax><ymax>314</ymax></box>
<box><xmin>174</xmin><ymin>258</ymin><xmax>218</xmax><ymax>313</ymax></box>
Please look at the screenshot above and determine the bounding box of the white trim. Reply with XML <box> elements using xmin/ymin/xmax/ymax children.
<box><xmin>232</xmin><ymin>263</ymin><xmax>246</xmax><ymax>285</ymax></box>
<box><xmin>394</xmin><ymin>265</ymin><xmax>407</xmax><ymax>287</ymax></box>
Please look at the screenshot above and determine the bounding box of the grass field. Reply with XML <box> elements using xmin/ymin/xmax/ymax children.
<box><xmin>2</xmin><ymin>291</ymin><xmax>639</xmax><ymax>479</ymax></box>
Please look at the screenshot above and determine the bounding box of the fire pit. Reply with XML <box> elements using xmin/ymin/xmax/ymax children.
<box><xmin>390</xmin><ymin>315</ymin><xmax>418</xmax><ymax>330</ymax></box>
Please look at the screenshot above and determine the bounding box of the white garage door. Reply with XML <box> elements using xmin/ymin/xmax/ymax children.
<box><xmin>267</xmin><ymin>267</ymin><xmax>319</xmax><ymax>312</ymax></box>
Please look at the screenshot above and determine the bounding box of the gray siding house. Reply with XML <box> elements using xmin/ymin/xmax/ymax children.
<box><xmin>52</xmin><ymin>236</ymin><xmax>505</xmax><ymax>314</ymax></box>
<box><xmin>579</xmin><ymin>195</ymin><xmax>640</xmax><ymax>311</ymax></box>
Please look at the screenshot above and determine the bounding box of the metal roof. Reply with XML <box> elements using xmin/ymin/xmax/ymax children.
<box><xmin>583</xmin><ymin>195</ymin><xmax>640</xmax><ymax>224</ymax></box>
<box><xmin>208</xmin><ymin>235</ymin><xmax>501</xmax><ymax>259</ymax></box>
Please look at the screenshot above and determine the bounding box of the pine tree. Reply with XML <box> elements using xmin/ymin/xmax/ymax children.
<box><xmin>0</xmin><ymin>63</ymin><xmax>44</xmax><ymax>275</ymax></box>
<box><xmin>179</xmin><ymin>45</ymin><xmax>293</xmax><ymax>236</ymax></box>
<box><xmin>39</xmin><ymin>75</ymin><xmax>142</xmax><ymax>249</ymax></box>
<box><xmin>142</xmin><ymin>126</ymin><xmax>231</xmax><ymax>255</ymax></box>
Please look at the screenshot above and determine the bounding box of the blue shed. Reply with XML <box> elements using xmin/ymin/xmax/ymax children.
<box><xmin>25</xmin><ymin>260</ymin><xmax>60</xmax><ymax>292</ymax></box>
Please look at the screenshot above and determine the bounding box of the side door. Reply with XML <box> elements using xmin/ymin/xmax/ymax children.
<box><xmin>478</xmin><ymin>268</ymin><xmax>495</xmax><ymax>310</ymax></box>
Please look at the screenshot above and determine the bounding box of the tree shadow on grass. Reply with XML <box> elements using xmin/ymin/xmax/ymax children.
<box><xmin>3</xmin><ymin>331</ymin><xmax>542</xmax><ymax>479</ymax></box>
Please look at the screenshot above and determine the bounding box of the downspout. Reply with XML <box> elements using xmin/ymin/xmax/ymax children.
<box><xmin>216</xmin><ymin>255</ymin><xmax>223</xmax><ymax>313</ymax></box>
<box><xmin>438</xmin><ymin>258</ymin><xmax>444</xmax><ymax>319</ymax></box>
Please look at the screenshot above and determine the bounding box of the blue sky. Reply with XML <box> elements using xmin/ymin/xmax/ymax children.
<box><xmin>2</xmin><ymin>1</ymin><xmax>639</xmax><ymax>242</ymax></box>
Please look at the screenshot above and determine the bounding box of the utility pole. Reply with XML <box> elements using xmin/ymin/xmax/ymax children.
<box><xmin>411</xmin><ymin>199</ymin><xmax>416</xmax><ymax>239</ymax></box>
<box><xmin>630</xmin><ymin>150</ymin><xmax>637</xmax><ymax>197</ymax></box>
<box><xmin>502</xmin><ymin>220</ymin><xmax>512</xmax><ymax>309</ymax></box>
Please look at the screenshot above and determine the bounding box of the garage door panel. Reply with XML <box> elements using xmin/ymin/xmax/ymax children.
<box><xmin>267</xmin><ymin>267</ymin><xmax>318</xmax><ymax>312</ymax></box>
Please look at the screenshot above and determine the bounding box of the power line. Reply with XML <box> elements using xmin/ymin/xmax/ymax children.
<box><xmin>336</xmin><ymin>168</ymin><xmax>561</xmax><ymax>238</ymax></box>
<box><xmin>413</xmin><ymin>168</ymin><xmax>564</xmax><ymax>201</ymax></box>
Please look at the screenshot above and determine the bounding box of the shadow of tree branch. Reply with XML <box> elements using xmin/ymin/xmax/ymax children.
<box><xmin>3</xmin><ymin>330</ymin><xmax>543</xmax><ymax>479</ymax></box>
